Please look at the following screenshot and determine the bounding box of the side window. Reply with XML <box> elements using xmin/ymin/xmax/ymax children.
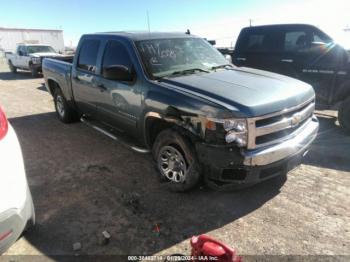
<box><xmin>102</xmin><ymin>41</ymin><xmax>133</xmax><ymax>70</ymax></box>
<box><xmin>77</xmin><ymin>39</ymin><xmax>100</xmax><ymax>73</ymax></box>
<box><xmin>238</xmin><ymin>31</ymin><xmax>275</xmax><ymax>52</ymax></box>
<box><xmin>284</xmin><ymin>31</ymin><xmax>309</xmax><ymax>51</ymax></box>
<box><xmin>311</xmin><ymin>31</ymin><xmax>332</xmax><ymax>45</ymax></box>
<box><xmin>248</xmin><ymin>34</ymin><xmax>264</xmax><ymax>49</ymax></box>
<box><xmin>17</xmin><ymin>46</ymin><xmax>24</xmax><ymax>55</ymax></box>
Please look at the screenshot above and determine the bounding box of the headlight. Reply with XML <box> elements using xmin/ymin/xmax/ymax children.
<box><xmin>223</xmin><ymin>119</ymin><xmax>247</xmax><ymax>132</ymax></box>
<box><xmin>31</xmin><ymin>57</ymin><xmax>41</xmax><ymax>64</ymax></box>
<box><xmin>207</xmin><ymin>118</ymin><xmax>248</xmax><ymax>147</ymax></box>
<box><xmin>225</xmin><ymin>130</ymin><xmax>247</xmax><ymax>147</ymax></box>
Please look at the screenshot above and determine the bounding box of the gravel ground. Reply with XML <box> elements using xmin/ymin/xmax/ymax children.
<box><xmin>0</xmin><ymin>64</ymin><xmax>349</xmax><ymax>261</ymax></box>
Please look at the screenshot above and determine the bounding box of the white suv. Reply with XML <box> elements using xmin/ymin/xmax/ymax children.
<box><xmin>0</xmin><ymin>106</ymin><xmax>35</xmax><ymax>254</ymax></box>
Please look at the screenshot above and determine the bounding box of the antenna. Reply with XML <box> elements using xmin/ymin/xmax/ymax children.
<box><xmin>147</xmin><ymin>10</ymin><xmax>151</xmax><ymax>33</ymax></box>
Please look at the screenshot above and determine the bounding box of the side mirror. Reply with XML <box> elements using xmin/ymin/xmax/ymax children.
<box><xmin>224</xmin><ymin>55</ymin><xmax>232</xmax><ymax>64</ymax></box>
<box><xmin>208</xmin><ymin>40</ymin><xmax>216</xmax><ymax>46</ymax></box>
<box><xmin>102</xmin><ymin>65</ymin><xmax>134</xmax><ymax>82</ymax></box>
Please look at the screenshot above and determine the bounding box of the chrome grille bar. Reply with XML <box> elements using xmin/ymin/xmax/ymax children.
<box><xmin>255</xmin><ymin>102</ymin><xmax>315</xmax><ymax>136</ymax></box>
<box><xmin>246</xmin><ymin>97</ymin><xmax>315</xmax><ymax>149</ymax></box>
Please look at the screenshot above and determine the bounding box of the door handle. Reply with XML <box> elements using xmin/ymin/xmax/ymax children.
<box><xmin>236</xmin><ymin>57</ymin><xmax>246</xmax><ymax>61</ymax></box>
<box><xmin>281</xmin><ymin>59</ymin><xmax>293</xmax><ymax>63</ymax></box>
<box><xmin>97</xmin><ymin>84</ymin><xmax>107</xmax><ymax>92</ymax></box>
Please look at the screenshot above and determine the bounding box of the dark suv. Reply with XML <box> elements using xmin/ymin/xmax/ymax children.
<box><xmin>233</xmin><ymin>24</ymin><xmax>350</xmax><ymax>130</ymax></box>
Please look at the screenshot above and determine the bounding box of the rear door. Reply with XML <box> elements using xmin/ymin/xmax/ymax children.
<box><xmin>94</xmin><ymin>40</ymin><xmax>141</xmax><ymax>134</ymax></box>
<box><xmin>233</xmin><ymin>28</ymin><xmax>282</xmax><ymax>73</ymax></box>
<box><xmin>71</xmin><ymin>38</ymin><xmax>102</xmax><ymax>117</ymax></box>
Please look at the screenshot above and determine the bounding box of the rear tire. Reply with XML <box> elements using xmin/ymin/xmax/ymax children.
<box><xmin>54</xmin><ymin>88</ymin><xmax>79</xmax><ymax>123</ymax></box>
<box><xmin>8</xmin><ymin>61</ymin><xmax>17</xmax><ymax>73</ymax></box>
<box><xmin>152</xmin><ymin>129</ymin><xmax>201</xmax><ymax>192</ymax></box>
<box><xmin>338</xmin><ymin>97</ymin><xmax>350</xmax><ymax>132</ymax></box>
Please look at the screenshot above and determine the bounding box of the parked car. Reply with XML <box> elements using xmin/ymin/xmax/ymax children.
<box><xmin>5</xmin><ymin>44</ymin><xmax>73</xmax><ymax>77</ymax></box>
<box><xmin>0</xmin><ymin>106</ymin><xmax>35</xmax><ymax>254</ymax></box>
<box><xmin>224</xmin><ymin>24</ymin><xmax>350</xmax><ymax>131</ymax></box>
<box><xmin>42</xmin><ymin>32</ymin><xmax>319</xmax><ymax>191</ymax></box>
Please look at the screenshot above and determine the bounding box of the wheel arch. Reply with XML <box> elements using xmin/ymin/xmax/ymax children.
<box><xmin>144</xmin><ymin>111</ymin><xmax>202</xmax><ymax>149</ymax></box>
<box><xmin>46</xmin><ymin>78</ymin><xmax>61</xmax><ymax>96</ymax></box>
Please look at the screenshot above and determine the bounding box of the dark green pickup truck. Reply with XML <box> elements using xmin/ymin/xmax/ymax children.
<box><xmin>42</xmin><ymin>32</ymin><xmax>319</xmax><ymax>191</ymax></box>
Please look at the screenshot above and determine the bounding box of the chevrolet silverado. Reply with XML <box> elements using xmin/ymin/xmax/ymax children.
<box><xmin>42</xmin><ymin>32</ymin><xmax>319</xmax><ymax>191</ymax></box>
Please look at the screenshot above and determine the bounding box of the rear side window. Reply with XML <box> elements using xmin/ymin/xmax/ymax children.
<box><xmin>78</xmin><ymin>39</ymin><xmax>100</xmax><ymax>73</ymax></box>
<box><xmin>237</xmin><ymin>29</ymin><xmax>276</xmax><ymax>52</ymax></box>
<box><xmin>247</xmin><ymin>34</ymin><xmax>265</xmax><ymax>50</ymax></box>
<box><xmin>102</xmin><ymin>41</ymin><xmax>133</xmax><ymax>69</ymax></box>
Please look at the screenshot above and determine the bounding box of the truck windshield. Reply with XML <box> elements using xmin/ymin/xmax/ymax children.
<box><xmin>136</xmin><ymin>38</ymin><xmax>228</xmax><ymax>78</ymax></box>
<box><xmin>26</xmin><ymin>45</ymin><xmax>56</xmax><ymax>54</ymax></box>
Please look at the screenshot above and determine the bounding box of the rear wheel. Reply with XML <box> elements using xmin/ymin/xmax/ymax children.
<box><xmin>54</xmin><ymin>88</ymin><xmax>79</xmax><ymax>123</ymax></box>
<box><xmin>338</xmin><ymin>97</ymin><xmax>350</xmax><ymax>132</ymax></box>
<box><xmin>152</xmin><ymin>129</ymin><xmax>201</xmax><ymax>192</ymax></box>
<box><xmin>8</xmin><ymin>61</ymin><xmax>17</xmax><ymax>73</ymax></box>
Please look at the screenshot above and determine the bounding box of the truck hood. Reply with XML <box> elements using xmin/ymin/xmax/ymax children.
<box><xmin>29</xmin><ymin>52</ymin><xmax>62</xmax><ymax>57</ymax></box>
<box><xmin>159</xmin><ymin>67</ymin><xmax>315</xmax><ymax>117</ymax></box>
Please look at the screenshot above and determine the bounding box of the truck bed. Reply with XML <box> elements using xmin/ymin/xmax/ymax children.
<box><xmin>42</xmin><ymin>58</ymin><xmax>73</xmax><ymax>100</ymax></box>
<box><xmin>49</xmin><ymin>55</ymin><xmax>74</xmax><ymax>64</ymax></box>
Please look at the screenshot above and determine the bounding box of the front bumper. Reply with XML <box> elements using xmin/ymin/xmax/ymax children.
<box><xmin>196</xmin><ymin>117</ymin><xmax>319</xmax><ymax>187</ymax></box>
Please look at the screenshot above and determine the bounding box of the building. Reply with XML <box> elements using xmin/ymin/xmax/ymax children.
<box><xmin>0</xmin><ymin>27</ymin><xmax>64</xmax><ymax>53</ymax></box>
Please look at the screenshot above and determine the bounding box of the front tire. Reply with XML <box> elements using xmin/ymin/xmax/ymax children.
<box><xmin>152</xmin><ymin>129</ymin><xmax>201</xmax><ymax>192</ymax></box>
<box><xmin>30</xmin><ymin>66</ymin><xmax>39</xmax><ymax>78</ymax></box>
<box><xmin>54</xmin><ymin>88</ymin><xmax>79</xmax><ymax>123</ymax></box>
<box><xmin>8</xmin><ymin>61</ymin><xmax>17</xmax><ymax>73</ymax></box>
<box><xmin>338</xmin><ymin>97</ymin><xmax>350</xmax><ymax>132</ymax></box>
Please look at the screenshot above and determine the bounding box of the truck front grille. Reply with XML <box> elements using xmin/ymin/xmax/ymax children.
<box><xmin>247</xmin><ymin>98</ymin><xmax>315</xmax><ymax>149</ymax></box>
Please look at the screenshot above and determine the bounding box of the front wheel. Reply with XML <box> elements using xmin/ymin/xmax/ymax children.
<box><xmin>338</xmin><ymin>97</ymin><xmax>350</xmax><ymax>132</ymax></box>
<box><xmin>30</xmin><ymin>66</ymin><xmax>39</xmax><ymax>78</ymax></box>
<box><xmin>54</xmin><ymin>88</ymin><xmax>79</xmax><ymax>123</ymax></box>
<box><xmin>152</xmin><ymin>129</ymin><xmax>201</xmax><ymax>192</ymax></box>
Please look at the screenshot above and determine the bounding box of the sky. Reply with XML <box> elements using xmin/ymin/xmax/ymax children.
<box><xmin>1</xmin><ymin>0</ymin><xmax>350</xmax><ymax>48</ymax></box>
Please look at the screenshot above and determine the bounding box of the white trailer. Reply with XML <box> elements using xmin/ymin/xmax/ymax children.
<box><xmin>0</xmin><ymin>27</ymin><xmax>64</xmax><ymax>53</ymax></box>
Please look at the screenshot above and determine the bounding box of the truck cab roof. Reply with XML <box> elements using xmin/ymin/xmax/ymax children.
<box><xmin>83</xmin><ymin>31</ymin><xmax>198</xmax><ymax>41</ymax></box>
<box><xmin>242</xmin><ymin>23</ymin><xmax>322</xmax><ymax>31</ymax></box>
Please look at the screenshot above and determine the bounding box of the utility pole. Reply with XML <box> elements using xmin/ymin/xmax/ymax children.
<box><xmin>249</xmin><ymin>19</ymin><xmax>252</xmax><ymax>27</ymax></box>
<box><xmin>147</xmin><ymin>11</ymin><xmax>151</xmax><ymax>33</ymax></box>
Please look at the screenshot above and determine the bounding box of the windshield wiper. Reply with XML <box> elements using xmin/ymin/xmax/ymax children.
<box><xmin>167</xmin><ymin>68</ymin><xmax>210</xmax><ymax>77</ymax></box>
<box><xmin>210</xmin><ymin>64</ymin><xmax>234</xmax><ymax>70</ymax></box>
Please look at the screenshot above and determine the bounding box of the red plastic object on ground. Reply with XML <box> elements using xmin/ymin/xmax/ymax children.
<box><xmin>191</xmin><ymin>235</ymin><xmax>242</xmax><ymax>262</ymax></box>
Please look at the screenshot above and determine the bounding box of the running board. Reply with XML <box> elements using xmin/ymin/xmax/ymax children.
<box><xmin>80</xmin><ymin>117</ymin><xmax>150</xmax><ymax>154</ymax></box>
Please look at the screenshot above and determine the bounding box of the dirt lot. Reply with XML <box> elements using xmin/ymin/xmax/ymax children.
<box><xmin>0</xmin><ymin>63</ymin><xmax>349</xmax><ymax>261</ymax></box>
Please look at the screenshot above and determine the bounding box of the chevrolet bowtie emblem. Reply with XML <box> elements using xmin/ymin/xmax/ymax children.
<box><xmin>291</xmin><ymin>113</ymin><xmax>302</xmax><ymax>126</ymax></box>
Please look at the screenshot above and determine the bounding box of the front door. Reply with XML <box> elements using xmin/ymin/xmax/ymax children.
<box><xmin>279</xmin><ymin>28</ymin><xmax>342</xmax><ymax>104</ymax></box>
<box><xmin>94</xmin><ymin>40</ymin><xmax>142</xmax><ymax>135</ymax></box>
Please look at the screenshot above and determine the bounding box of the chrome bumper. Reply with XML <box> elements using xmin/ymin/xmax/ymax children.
<box><xmin>242</xmin><ymin>117</ymin><xmax>319</xmax><ymax>166</ymax></box>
